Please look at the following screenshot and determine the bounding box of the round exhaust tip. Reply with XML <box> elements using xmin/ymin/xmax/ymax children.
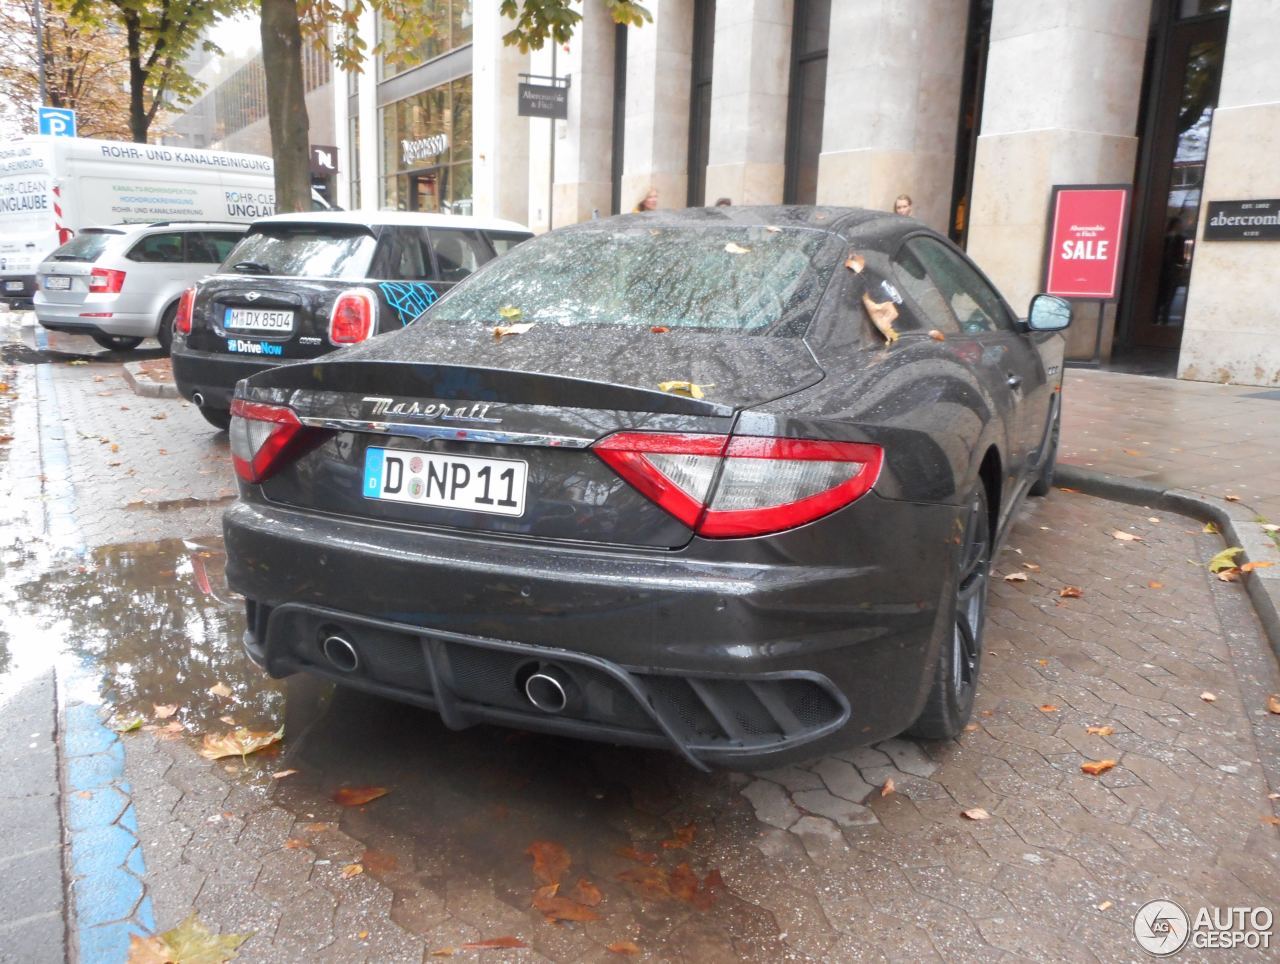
<box><xmin>191</xmin><ymin>391</ymin><xmax>205</xmax><ymax>407</ymax></box>
<box><xmin>524</xmin><ymin>672</ymin><xmax>568</xmax><ymax>714</ymax></box>
<box><xmin>321</xmin><ymin>634</ymin><xmax>359</xmax><ymax>673</ymax></box>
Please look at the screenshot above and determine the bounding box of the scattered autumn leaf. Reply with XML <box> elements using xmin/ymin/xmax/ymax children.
<box><xmin>928</xmin><ymin>329</ymin><xmax>946</xmax><ymax>341</ymax></box>
<box><xmin>765</xmin><ymin>225</ymin><xmax>781</xmax><ymax>233</ymax></box>
<box><xmin>961</xmin><ymin>808</ymin><xmax>991</xmax><ymax>821</ymax></box>
<box><xmin>657</xmin><ymin>380</ymin><xmax>710</xmax><ymax>399</ymax></box>
<box><xmin>1058</xmin><ymin>487</ymin><xmax>1080</xmax><ymax>494</ymax></box>
<box><xmin>963</xmin><ymin>723</ymin><xmax>980</xmax><ymax>732</ymax></box>
<box><xmin>460</xmin><ymin>937</ymin><xmax>528</xmax><ymax>950</ymax></box>
<box><xmin>283</xmin><ymin>838</ymin><xmax>308</xmax><ymax>850</ymax></box>
<box><xmin>607</xmin><ymin>942</ymin><xmax>641</xmax><ymax>956</ymax></box>
<box><xmin>532</xmin><ymin>891</ymin><xmax>600</xmax><ymax>923</ymax></box>
<box><xmin>341</xmin><ymin>863</ymin><xmax>364</xmax><ymax>879</ymax></box>
<box><xmin>113</xmin><ymin>715</ymin><xmax>144</xmax><ymax>733</ymax></box>
<box><xmin>616</xmin><ymin>845</ymin><xmax>658</xmax><ymax>866</ymax></box>
<box><xmin>430</xmin><ymin>949</ymin><xmax>455</xmax><ymax>958</ymax></box>
<box><xmin>68</xmin><ymin>359</ymin><xmax>89</xmax><ymax>365</ymax></box>
<box><xmin>493</xmin><ymin>322</ymin><xmax>534</xmax><ymax>339</ymax></box>
<box><xmin>218</xmin><ymin>715</ymin><xmax>236</xmax><ymax>726</ymax></box>
<box><xmin>1111</xmin><ymin>530</ymin><xmax>1142</xmax><ymax>542</ymax></box>
<box><xmin>199</xmin><ymin>727</ymin><xmax>283</xmax><ymax>762</ymax></box>
<box><xmin>334</xmin><ymin>786</ymin><xmax>389</xmax><ymax>807</ymax></box>
<box><xmin>1262</xmin><ymin>815</ymin><xmax>1280</xmax><ymax>827</ymax></box>
<box><xmin>1148</xmin><ymin>517</ymin><xmax>1161</xmax><ymax>524</ymax></box>
<box><xmin>569</xmin><ymin>877</ymin><xmax>602</xmax><ymax>906</ymax></box>
<box><xmin>1267</xmin><ymin>694</ymin><xmax>1280</xmax><ymax>715</ymax></box>
<box><xmin>497</xmin><ymin>305</ymin><xmax>522</xmax><ymax>320</ymax></box>
<box><xmin>724</xmin><ymin>241</ymin><xmax>750</xmax><ymax>254</ymax></box>
<box><xmin>361</xmin><ymin>849</ymin><xmax>398</xmax><ymax>876</ymax></box>
<box><xmin>271</xmin><ymin>769</ymin><xmax>298</xmax><ymax>780</ymax></box>
<box><xmin>661</xmin><ymin>823</ymin><xmax>695</xmax><ymax>850</ymax></box>
<box><xmin>301</xmin><ymin>822</ymin><xmax>337</xmax><ymax>833</ymax></box>
<box><xmin>1208</xmin><ymin>547</ymin><xmax>1244</xmax><ymax>572</ymax></box>
<box><xmin>862</xmin><ymin>292</ymin><xmax>899</xmax><ymax>343</ymax></box>
<box><xmin>526</xmin><ymin>840</ymin><xmax>571</xmax><ymax>885</ymax></box>
<box><xmin>844</xmin><ymin>254</ymin><xmax>865</xmax><ymax>273</ymax></box>
<box><xmin>208</xmin><ymin>682</ymin><xmax>233</xmax><ymax>699</ymax></box>
<box><xmin>1200</xmin><ymin>691</ymin><xmax>1217</xmax><ymax>702</ymax></box>
<box><xmin>1218</xmin><ymin>569</ymin><xmax>1242</xmax><ymax>582</ymax></box>
<box><xmin>650</xmin><ymin>325</ymin><xmax>669</xmax><ymax>333</ymax></box>
<box><xmin>881</xmin><ymin>778</ymin><xmax>895</xmax><ymax>797</ymax></box>
<box><xmin>1081</xmin><ymin>759</ymin><xmax>1117</xmax><ymax>776</ymax></box>
<box><xmin>1098</xmin><ymin>900</ymin><xmax>1114</xmax><ymax>911</ymax></box>
<box><xmin>358</xmin><ymin>930</ymin><xmax>369</xmax><ymax>940</ymax></box>
<box><xmin>1242</xmin><ymin>561</ymin><xmax>1275</xmax><ymax>573</ymax></box>
<box><xmin>1122</xmin><ymin>448</ymin><xmax>1141</xmax><ymax>457</ymax></box>
<box><xmin>1004</xmin><ymin>572</ymin><xmax>1029</xmax><ymax>583</ymax></box>
<box><xmin>1086</xmin><ymin>725</ymin><xmax>1115</xmax><ymax>736</ymax></box>
<box><xmin>1059</xmin><ymin>586</ymin><xmax>1084</xmax><ymax>598</ymax></box>
<box><xmin>1262</xmin><ymin>523</ymin><xmax>1279</xmax><ymax>534</ymax></box>
<box><xmin>126</xmin><ymin>913</ymin><xmax>251</xmax><ymax>964</ymax></box>
<box><xmin>1225</xmin><ymin>494</ymin><xmax>1241</xmax><ymax>502</ymax></box>
<box><xmin>1203</xmin><ymin>521</ymin><xmax>1220</xmax><ymax>534</ymax></box>
<box><xmin>1023</xmin><ymin>562</ymin><xmax>1041</xmax><ymax>572</ymax></box>
<box><xmin>1148</xmin><ymin>581</ymin><xmax>1164</xmax><ymax>589</ymax></box>
<box><xmin>1038</xmin><ymin>705</ymin><xmax>1059</xmax><ymax>713</ymax></box>
<box><xmin>153</xmin><ymin>704</ymin><xmax>178</xmax><ymax>720</ymax></box>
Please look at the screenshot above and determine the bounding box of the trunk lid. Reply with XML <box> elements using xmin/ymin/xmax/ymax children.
<box><xmin>187</xmin><ymin>275</ymin><xmax>354</xmax><ymax>362</ymax></box>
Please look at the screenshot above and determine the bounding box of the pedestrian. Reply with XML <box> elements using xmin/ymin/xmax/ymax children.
<box><xmin>894</xmin><ymin>194</ymin><xmax>913</xmax><ymax>217</ymax></box>
<box><xmin>634</xmin><ymin>188</ymin><xmax>659</xmax><ymax>212</ymax></box>
<box><xmin>715</xmin><ymin>197</ymin><xmax>732</xmax><ymax>207</ymax></box>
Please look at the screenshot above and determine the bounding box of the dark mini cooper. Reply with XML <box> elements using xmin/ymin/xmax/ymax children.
<box><xmin>170</xmin><ymin>211</ymin><xmax>531</xmax><ymax>429</ymax></box>
<box><xmin>222</xmin><ymin>207</ymin><xmax>1071</xmax><ymax>770</ymax></box>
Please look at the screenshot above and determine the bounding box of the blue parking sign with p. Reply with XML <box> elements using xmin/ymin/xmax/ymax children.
<box><xmin>37</xmin><ymin>107</ymin><xmax>76</xmax><ymax>137</ymax></box>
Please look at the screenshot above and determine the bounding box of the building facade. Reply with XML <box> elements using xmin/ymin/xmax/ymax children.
<box><xmin>338</xmin><ymin>0</ymin><xmax>1277</xmax><ymax>387</ymax></box>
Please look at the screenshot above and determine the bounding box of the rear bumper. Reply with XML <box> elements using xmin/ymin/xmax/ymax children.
<box><xmin>224</xmin><ymin>493</ymin><xmax>959</xmax><ymax>767</ymax></box>
<box><xmin>2</xmin><ymin>275</ymin><xmax>36</xmax><ymax>307</ymax></box>
<box><xmin>171</xmin><ymin>342</ymin><xmax>281</xmax><ymax>409</ymax></box>
<box><xmin>35</xmin><ymin>296</ymin><xmax>157</xmax><ymax>337</ymax></box>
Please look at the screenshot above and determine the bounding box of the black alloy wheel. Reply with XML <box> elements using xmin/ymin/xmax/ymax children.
<box><xmin>157</xmin><ymin>303</ymin><xmax>176</xmax><ymax>354</ymax></box>
<box><xmin>91</xmin><ymin>333</ymin><xmax>144</xmax><ymax>352</ymax></box>
<box><xmin>908</xmin><ymin>485</ymin><xmax>991</xmax><ymax>739</ymax></box>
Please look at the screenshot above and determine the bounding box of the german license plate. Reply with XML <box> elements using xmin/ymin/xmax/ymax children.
<box><xmin>4</xmin><ymin>280</ymin><xmax>23</xmax><ymax>292</ymax></box>
<box><xmin>224</xmin><ymin>307</ymin><xmax>293</xmax><ymax>332</ymax></box>
<box><xmin>362</xmin><ymin>447</ymin><xmax>527</xmax><ymax>517</ymax></box>
<box><xmin>44</xmin><ymin>276</ymin><xmax>70</xmax><ymax>290</ymax></box>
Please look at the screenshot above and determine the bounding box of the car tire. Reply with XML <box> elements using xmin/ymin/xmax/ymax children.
<box><xmin>907</xmin><ymin>484</ymin><xmax>991</xmax><ymax>741</ymax></box>
<box><xmin>198</xmin><ymin>406</ymin><xmax>232</xmax><ymax>432</ymax></box>
<box><xmin>157</xmin><ymin>303</ymin><xmax>176</xmax><ymax>355</ymax></box>
<box><xmin>1028</xmin><ymin>407</ymin><xmax>1060</xmax><ymax>497</ymax></box>
<box><xmin>91</xmin><ymin>334</ymin><xmax>144</xmax><ymax>352</ymax></box>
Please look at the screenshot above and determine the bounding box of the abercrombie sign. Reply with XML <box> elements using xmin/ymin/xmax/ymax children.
<box><xmin>518</xmin><ymin>83</ymin><xmax>569</xmax><ymax>120</ymax></box>
<box><xmin>1204</xmin><ymin>199</ymin><xmax>1280</xmax><ymax>241</ymax></box>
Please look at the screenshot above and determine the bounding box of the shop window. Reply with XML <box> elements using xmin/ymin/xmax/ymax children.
<box><xmin>783</xmin><ymin>0</ymin><xmax>830</xmax><ymax>205</ymax></box>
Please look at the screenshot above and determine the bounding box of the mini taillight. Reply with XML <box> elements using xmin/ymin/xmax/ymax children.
<box><xmin>229</xmin><ymin>399</ymin><xmax>314</xmax><ymax>483</ymax></box>
<box><xmin>174</xmin><ymin>286</ymin><xmax>196</xmax><ymax>334</ymax></box>
<box><xmin>88</xmin><ymin>267</ymin><xmax>126</xmax><ymax>293</ymax></box>
<box><xmin>593</xmin><ymin>432</ymin><xmax>883</xmax><ymax>538</ymax></box>
<box><xmin>329</xmin><ymin>288</ymin><xmax>377</xmax><ymax>344</ymax></box>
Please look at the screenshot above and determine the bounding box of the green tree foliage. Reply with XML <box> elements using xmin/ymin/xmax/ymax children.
<box><xmin>498</xmin><ymin>0</ymin><xmax>649</xmax><ymax>51</ymax></box>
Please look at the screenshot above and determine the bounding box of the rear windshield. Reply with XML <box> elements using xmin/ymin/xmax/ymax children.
<box><xmin>426</xmin><ymin>224</ymin><xmax>840</xmax><ymax>335</ymax></box>
<box><xmin>49</xmin><ymin>230</ymin><xmax>122</xmax><ymax>263</ymax></box>
<box><xmin>221</xmin><ymin>224</ymin><xmax>376</xmax><ymax>279</ymax></box>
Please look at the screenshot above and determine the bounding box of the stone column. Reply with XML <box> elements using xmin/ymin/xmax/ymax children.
<box><xmin>472</xmin><ymin>4</ymin><xmax>530</xmax><ymax>224</ymax></box>
<box><xmin>965</xmin><ymin>2</ymin><xmax>1150</xmax><ymax>356</ymax></box>
<box><xmin>704</xmin><ymin>0</ymin><xmax>793</xmax><ymax>206</ymax></box>
<box><xmin>815</xmin><ymin>0</ymin><xmax>968</xmax><ymax>233</ymax></box>
<box><xmin>621</xmin><ymin>0</ymin><xmax>694</xmax><ymax>213</ymax></box>
<box><xmin>1178</xmin><ymin>0</ymin><xmax>1280</xmax><ymax>387</ymax></box>
<box><xmin>355</xmin><ymin>5</ymin><xmax>380</xmax><ymax>211</ymax></box>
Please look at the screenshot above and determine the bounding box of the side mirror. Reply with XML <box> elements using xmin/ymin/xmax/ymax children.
<box><xmin>1026</xmin><ymin>294</ymin><xmax>1072</xmax><ymax>331</ymax></box>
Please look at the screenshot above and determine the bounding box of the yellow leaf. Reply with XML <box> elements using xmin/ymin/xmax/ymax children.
<box><xmin>1097</xmin><ymin>900</ymin><xmax>1114</xmax><ymax>911</ymax></box>
<box><xmin>68</xmin><ymin>359</ymin><xmax>90</xmax><ymax>366</ymax></box>
<box><xmin>1147</xmin><ymin>581</ymin><xmax>1164</xmax><ymax>589</ymax></box>
<box><xmin>1081</xmin><ymin>759</ymin><xmax>1117</xmax><ymax>776</ymax></box>
<box><xmin>862</xmin><ymin>292</ymin><xmax>899</xmax><ymax>343</ymax></box>
<box><xmin>1203</xmin><ymin>521</ymin><xmax>1220</xmax><ymax>534</ymax></box>
<box><xmin>724</xmin><ymin>241</ymin><xmax>750</xmax><ymax>254</ymax></box>
<box><xmin>127</xmin><ymin>913</ymin><xmax>252</xmax><ymax>964</ymax></box>
<box><xmin>1241</xmin><ymin>561</ymin><xmax>1275</xmax><ymax>573</ymax></box>
<box><xmin>496</xmin><ymin>305</ymin><xmax>522</xmax><ymax>320</ymax></box>
<box><xmin>1208</xmin><ymin>546</ymin><xmax>1244</xmax><ymax>572</ymax></box>
<box><xmin>113</xmin><ymin>715</ymin><xmax>144</xmax><ymax>733</ymax></box>
<box><xmin>198</xmin><ymin>726</ymin><xmax>283</xmax><ymax>762</ymax></box>
<box><xmin>1267</xmin><ymin>694</ymin><xmax>1280</xmax><ymax>715</ymax></box>
<box><xmin>341</xmin><ymin>863</ymin><xmax>364</xmax><ymax>879</ymax></box>
<box><xmin>1085</xmin><ymin>725</ymin><xmax>1115</xmax><ymax>736</ymax></box>
<box><xmin>657</xmin><ymin>380</ymin><xmax>709</xmax><ymax>399</ymax></box>
<box><xmin>961</xmin><ymin>807</ymin><xmax>990</xmax><ymax>821</ymax></box>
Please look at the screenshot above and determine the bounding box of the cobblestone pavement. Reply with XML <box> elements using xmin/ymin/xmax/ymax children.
<box><xmin>2</xmin><ymin>313</ymin><xmax>1278</xmax><ymax>960</ymax></box>
<box><xmin>1062</xmin><ymin>369</ymin><xmax>1280</xmax><ymax>522</ymax></box>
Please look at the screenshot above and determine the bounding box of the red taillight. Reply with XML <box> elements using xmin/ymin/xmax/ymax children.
<box><xmin>174</xmin><ymin>286</ymin><xmax>196</xmax><ymax>335</ymax></box>
<box><xmin>229</xmin><ymin>399</ymin><xmax>308</xmax><ymax>483</ymax></box>
<box><xmin>593</xmin><ymin>432</ymin><xmax>883</xmax><ymax>538</ymax></box>
<box><xmin>329</xmin><ymin>288</ymin><xmax>377</xmax><ymax>344</ymax></box>
<box><xmin>88</xmin><ymin>267</ymin><xmax>126</xmax><ymax>293</ymax></box>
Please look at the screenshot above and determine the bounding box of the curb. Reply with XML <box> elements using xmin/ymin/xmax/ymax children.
<box><xmin>1056</xmin><ymin>464</ymin><xmax>1280</xmax><ymax>661</ymax></box>
<box><xmin>121</xmin><ymin>362</ymin><xmax>179</xmax><ymax>399</ymax></box>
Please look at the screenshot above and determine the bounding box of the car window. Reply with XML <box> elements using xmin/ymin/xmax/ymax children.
<box><xmin>47</xmin><ymin>230</ymin><xmax>122</xmax><ymax>263</ymax></box>
<box><xmin>486</xmin><ymin>231</ymin><xmax>532</xmax><ymax>256</ymax></box>
<box><xmin>370</xmin><ymin>227</ymin><xmax>431</xmax><ymax>280</ymax></box>
<box><xmin>221</xmin><ymin>224</ymin><xmax>377</xmax><ymax>279</ymax></box>
<box><xmin>891</xmin><ymin>243</ymin><xmax>958</xmax><ymax>334</ymax></box>
<box><xmin>905</xmin><ymin>237</ymin><xmax>1012</xmax><ymax>334</ymax></box>
<box><xmin>428</xmin><ymin>229</ymin><xmax>492</xmax><ymax>283</ymax></box>
<box><xmin>186</xmin><ymin>232</ymin><xmax>242</xmax><ymax>264</ymax></box>
<box><xmin>127</xmin><ymin>232</ymin><xmax>186</xmax><ymax>264</ymax></box>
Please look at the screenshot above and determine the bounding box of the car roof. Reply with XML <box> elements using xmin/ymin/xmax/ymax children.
<box><xmin>82</xmin><ymin>221</ymin><xmax>249</xmax><ymax>236</ymax></box>
<box><xmin>252</xmin><ymin>210</ymin><xmax>532</xmax><ymax>234</ymax></box>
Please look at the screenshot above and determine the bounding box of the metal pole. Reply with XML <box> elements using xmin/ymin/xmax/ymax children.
<box><xmin>33</xmin><ymin>0</ymin><xmax>48</xmax><ymax>106</ymax></box>
<box><xmin>548</xmin><ymin>44</ymin><xmax>557</xmax><ymax>230</ymax></box>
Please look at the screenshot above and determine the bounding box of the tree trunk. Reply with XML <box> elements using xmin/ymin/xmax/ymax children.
<box><xmin>260</xmin><ymin>0</ymin><xmax>311</xmax><ymax>213</ymax></box>
<box><xmin>124</xmin><ymin>11</ymin><xmax>148</xmax><ymax>142</ymax></box>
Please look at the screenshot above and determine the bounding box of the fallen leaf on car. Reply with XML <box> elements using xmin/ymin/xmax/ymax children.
<box><xmin>862</xmin><ymin>292</ymin><xmax>899</xmax><ymax>343</ymax></box>
<box><xmin>460</xmin><ymin>936</ymin><xmax>527</xmax><ymax>950</ymax></box>
<box><xmin>153</xmin><ymin>704</ymin><xmax>178</xmax><ymax>720</ymax></box>
<box><xmin>1038</xmin><ymin>705</ymin><xmax>1059</xmax><ymax>713</ymax></box>
<box><xmin>881</xmin><ymin>778</ymin><xmax>895</xmax><ymax>797</ymax></box>
<box><xmin>1086</xmin><ymin>725</ymin><xmax>1115</xmax><ymax>736</ymax></box>
<box><xmin>1208</xmin><ymin>547</ymin><xmax>1244</xmax><ymax>572</ymax></box>
<box><xmin>126</xmin><ymin>913</ymin><xmax>251</xmax><ymax>964</ymax></box>
<box><xmin>113</xmin><ymin>715</ymin><xmax>144</xmax><ymax>733</ymax></box>
<box><xmin>1059</xmin><ymin>586</ymin><xmax>1084</xmax><ymax>598</ymax></box>
<box><xmin>1203</xmin><ymin>521</ymin><xmax>1220</xmax><ymax>535</ymax></box>
<box><xmin>1111</xmin><ymin>530</ymin><xmax>1142</xmax><ymax>542</ymax></box>
<box><xmin>497</xmin><ymin>305</ymin><xmax>522</xmax><ymax>320</ymax></box>
<box><xmin>616</xmin><ymin>845</ymin><xmax>658</xmax><ymax>866</ymax></box>
<box><xmin>341</xmin><ymin>863</ymin><xmax>364</xmax><ymax>879</ymax></box>
<box><xmin>526</xmin><ymin>840</ymin><xmax>571</xmax><ymax>885</ymax></box>
<box><xmin>650</xmin><ymin>325</ymin><xmax>669</xmax><ymax>333</ymax></box>
<box><xmin>493</xmin><ymin>322</ymin><xmax>534</xmax><ymax>339</ymax></box>
<box><xmin>1200</xmin><ymin>691</ymin><xmax>1216</xmax><ymax>702</ymax></box>
<box><xmin>333</xmin><ymin>786</ymin><xmax>389</xmax><ymax>807</ymax></box>
<box><xmin>658</xmin><ymin>380</ymin><xmax>710</xmax><ymax>399</ymax></box>
<box><xmin>607</xmin><ymin>942</ymin><xmax>641</xmax><ymax>956</ymax></box>
<box><xmin>928</xmin><ymin>329</ymin><xmax>946</xmax><ymax>341</ymax></box>
<box><xmin>724</xmin><ymin>242</ymin><xmax>750</xmax><ymax>254</ymax></box>
<box><xmin>1242</xmin><ymin>561</ymin><xmax>1275</xmax><ymax>573</ymax></box>
<box><xmin>198</xmin><ymin>726</ymin><xmax>283</xmax><ymax>761</ymax></box>
<box><xmin>1267</xmin><ymin>694</ymin><xmax>1280</xmax><ymax>715</ymax></box>
<box><xmin>208</xmin><ymin>682</ymin><xmax>233</xmax><ymax>699</ymax></box>
<box><xmin>1081</xmin><ymin>759</ymin><xmax>1117</xmax><ymax>776</ymax></box>
<box><xmin>661</xmin><ymin>823</ymin><xmax>695</xmax><ymax>850</ymax></box>
<box><xmin>1004</xmin><ymin>572</ymin><xmax>1029</xmax><ymax>582</ymax></box>
<box><xmin>961</xmin><ymin>808</ymin><xmax>991</xmax><ymax>821</ymax></box>
<box><xmin>271</xmin><ymin>769</ymin><xmax>298</xmax><ymax>780</ymax></box>
<box><xmin>1148</xmin><ymin>581</ymin><xmax>1164</xmax><ymax>589</ymax></box>
<box><xmin>1023</xmin><ymin>562</ymin><xmax>1041</xmax><ymax>571</ymax></box>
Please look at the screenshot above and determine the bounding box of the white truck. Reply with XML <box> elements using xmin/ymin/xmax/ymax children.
<box><xmin>0</xmin><ymin>136</ymin><xmax>302</xmax><ymax>306</ymax></box>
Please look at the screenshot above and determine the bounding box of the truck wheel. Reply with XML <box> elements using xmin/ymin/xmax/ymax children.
<box><xmin>198</xmin><ymin>406</ymin><xmax>232</xmax><ymax>432</ymax></box>
<box><xmin>92</xmin><ymin>334</ymin><xmax>143</xmax><ymax>352</ymax></box>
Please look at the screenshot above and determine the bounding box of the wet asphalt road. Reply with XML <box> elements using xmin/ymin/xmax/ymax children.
<box><xmin>1</xmin><ymin>313</ymin><xmax>1278</xmax><ymax>962</ymax></box>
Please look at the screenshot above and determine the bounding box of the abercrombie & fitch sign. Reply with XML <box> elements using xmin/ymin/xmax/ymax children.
<box><xmin>1204</xmin><ymin>199</ymin><xmax>1280</xmax><ymax>241</ymax></box>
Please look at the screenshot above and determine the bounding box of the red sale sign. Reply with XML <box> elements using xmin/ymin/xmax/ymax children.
<box><xmin>1044</xmin><ymin>185</ymin><xmax>1130</xmax><ymax>300</ymax></box>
